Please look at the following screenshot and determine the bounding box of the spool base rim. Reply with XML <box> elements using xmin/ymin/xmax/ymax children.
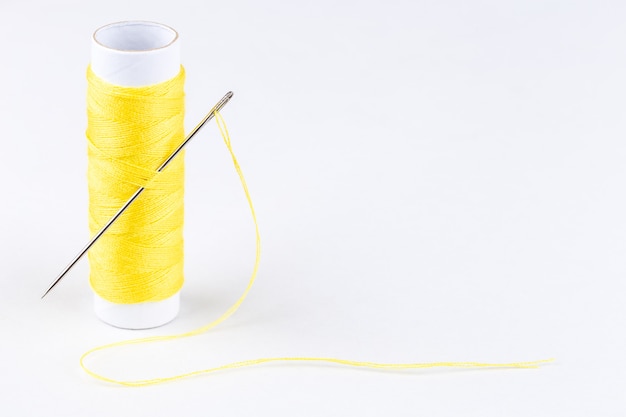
<box><xmin>93</xmin><ymin>292</ymin><xmax>180</xmax><ymax>329</ymax></box>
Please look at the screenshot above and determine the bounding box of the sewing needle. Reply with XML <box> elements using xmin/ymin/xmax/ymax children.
<box><xmin>41</xmin><ymin>91</ymin><xmax>234</xmax><ymax>299</ymax></box>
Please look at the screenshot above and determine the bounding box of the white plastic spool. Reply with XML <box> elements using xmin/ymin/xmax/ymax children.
<box><xmin>90</xmin><ymin>21</ymin><xmax>181</xmax><ymax>329</ymax></box>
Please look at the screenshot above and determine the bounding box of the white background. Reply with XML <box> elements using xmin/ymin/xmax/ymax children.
<box><xmin>0</xmin><ymin>0</ymin><xmax>624</xmax><ymax>415</ymax></box>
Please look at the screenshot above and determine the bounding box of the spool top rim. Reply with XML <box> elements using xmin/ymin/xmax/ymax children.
<box><xmin>93</xmin><ymin>21</ymin><xmax>179</xmax><ymax>53</ymax></box>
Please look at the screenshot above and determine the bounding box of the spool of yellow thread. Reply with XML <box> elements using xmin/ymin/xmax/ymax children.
<box><xmin>80</xmin><ymin>21</ymin><xmax>553</xmax><ymax>384</ymax></box>
<box><xmin>88</xmin><ymin>21</ymin><xmax>184</xmax><ymax>328</ymax></box>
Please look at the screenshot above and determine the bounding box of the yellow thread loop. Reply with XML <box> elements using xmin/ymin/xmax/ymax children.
<box><xmin>80</xmin><ymin>110</ymin><xmax>553</xmax><ymax>386</ymax></box>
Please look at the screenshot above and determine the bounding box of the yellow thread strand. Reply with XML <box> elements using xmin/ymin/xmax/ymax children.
<box><xmin>86</xmin><ymin>66</ymin><xmax>186</xmax><ymax>303</ymax></box>
<box><xmin>80</xmin><ymin>110</ymin><xmax>553</xmax><ymax>386</ymax></box>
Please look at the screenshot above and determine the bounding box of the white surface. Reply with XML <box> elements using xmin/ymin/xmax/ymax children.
<box><xmin>90</xmin><ymin>21</ymin><xmax>181</xmax><ymax>329</ymax></box>
<box><xmin>1</xmin><ymin>0</ymin><xmax>625</xmax><ymax>416</ymax></box>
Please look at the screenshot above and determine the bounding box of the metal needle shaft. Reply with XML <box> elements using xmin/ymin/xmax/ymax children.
<box><xmin>41</xmin><ymin>91</ymin><xmax>234</xmax><ymax>299</ymax></box>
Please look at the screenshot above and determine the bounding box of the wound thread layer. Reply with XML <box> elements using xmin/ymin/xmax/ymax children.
<box><xmin>86</xmin><ymin>66</ymin><xmax>186</xmax><ymax>304</ymax></box>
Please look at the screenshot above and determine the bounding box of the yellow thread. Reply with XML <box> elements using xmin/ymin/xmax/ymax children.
<box><xmin>81</xmin><ymin>105</ymin><xmax>553</xmax><ymax>385</ymax></box>
<box><xmin>86</xmin><ymin>66</ymin><xmax>185</xmax><ymax>303</ymax></box>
